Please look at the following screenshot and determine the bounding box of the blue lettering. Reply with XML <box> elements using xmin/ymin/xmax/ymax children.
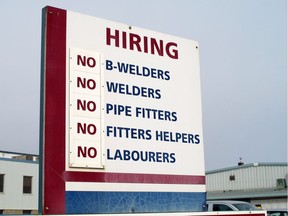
<box><xmin>140</xmin><ymin>151</ymin><xmax>148</xmax><ymax>161</ymax></box>
<box><xmin>149</xmin><ymin>152</ymin><xmax>156</xmax><ymax>162</ymax></box>
<box><xmin>131</xmin><ymin>151</ymin><xmax>140</xmax><ymax>161</ymax></box>
<box><xmin>123</xmin><ymin>150</ymin><xmax>130</xmax><ymax>160</ymax></box>
<box><xmin>118</xmin><ymin>83</ymin><xmax>127</xmax><ymax>94</ymax></box>
<box><xmin>106</xmin><ymin>60</ymin><xmax>113</xmax><ymax>70</ymax></box>
<box><xmin>163</xmin><ymin>152</ymin><xmax>169</xmax><ymax>162</ymax></box>
<box><xmin>106</xmin><ymin>126</ymin><xmax>115</xmax><ymax>137</ymax></box>
<box><xmin>106</xmin><ymin>103</ymin><xmax>132</xmax><ymax>116</ymax></box>
<box><xmin>105</xmin><ymin>60</ymin><xmax>170</xmax><ymax>80</ymax></box>
<box><xmin>114</xmin><ymin>149</ymin><xmax>123</xmax><ymax>160</ymax></box>
<box><xmin>106</xmin><ymin>81</ymin><xmax>161</xmax><ymax>99</ymax></box>
<box><xmin>170</xmin><ymin>153</ymin><xmax>176</xmax><ymax>163</ymax></box>
<box><xmin>117</xmin><ymin>62</ymin><xmax>129</xmax><ymax>72</ymax></box>
<box><xmin>106</xmin><ymin>149</ymin><xmax>176</xmax><ymax>163</ymax></box>
<box><xmin>155</xmin><ymin>130</ymin><xmax>201</xmax><ymax>144</ymax></box>
<box><xmin>194</xmin><ymin>134</ymin><xmax>200</xmax><ymax>144</ymax></box>
<box><xmin>106</xmin><ymin>149</ymin><xmax>113</xmax><ymax>160</ymax></box>
<box><xmin>106</xmin><ymin>81</ymin><xmax>119</xmax><ymax>92</ymax></box>
<box><xmin>129</xmin><ymin>64</ymin><xmax>136</xmax><ymax>74</ymax></box>
<box><xmin>105</xmin><ymin>126</ymin><xmax>152</xmax><ymax>140</ymax></box>
<box><xmin>135</xmin><ymin>107</ymin><xmax>177</xmax><ymax>122</ymax></box>
<box><xmin>156</xmin><ymin>152</ymin><xmax>162</xmax><ymax>162</ymax></box>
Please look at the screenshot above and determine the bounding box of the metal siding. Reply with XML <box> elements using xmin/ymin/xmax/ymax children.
<box><xmin>206</xmin><ymin>164</ymin><xmax>288</xmax><ymax>192</ymax></box>
<box><xmin>254</xmin><ymin>166</ymin><xmax>260</xmax><ymax>189</ymax></box>
<box><xmin>252</xmin><ymin>198</ymin><xmax>288</xmax><ymax>210</ymax></box>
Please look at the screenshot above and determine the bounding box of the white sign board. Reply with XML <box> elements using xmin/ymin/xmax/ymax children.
<box><xmin>41</xmin><ymin>6</ymin><xmax>205</xmax><ymax>214</ymax></box>
<box><xmin>66</xmin><ymin>14</ymin><xmax>204</xmax><ymax>176</ymax></box>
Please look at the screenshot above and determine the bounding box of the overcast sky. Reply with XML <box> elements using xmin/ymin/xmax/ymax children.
<box><xmin>0</xmin><ymin>0</ymin><xmax>286</xmax><ymax>171</ymax></box>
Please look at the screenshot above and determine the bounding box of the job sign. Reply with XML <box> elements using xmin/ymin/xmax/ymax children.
<box><xmin>41</xmin><ymin>6</ymin><xmax>205</xmax><ymax>214</ymax></box>
<box><xmin>67</xmin><ymin>23</ymin><xmax>204</xmax><ymax>174</ymax></box>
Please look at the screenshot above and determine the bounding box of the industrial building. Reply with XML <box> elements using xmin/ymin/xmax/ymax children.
<box><xmin>0</xmin><ymin>151</ymin><xmax>38</xmax><ymax>214</ymax></box>
<box><xmin>206</xmin><ymin>162</ymin><xmax>288</xmax><ymax>210</ymax></box>
<box><xmin>0</xmin><ymin>151</ymin><xmax>287</xmax><ymax>213</ymax></box>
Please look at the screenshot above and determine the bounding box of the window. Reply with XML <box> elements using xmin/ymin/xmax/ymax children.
<box><xmin>26</xmin><ymin>155</ymin><xmax>33</xmax><ymax>161</ymax></box>
<box><xmin>229</xmin><ymin>174</ymin><xmax>235</xmax><ymax>181</ymax></box>
<box><xmin>23</xmin><ymin>176</ymin><xmax>32</xmax><ymax>194</ymax></box>
<box><xmin>0</xmin><ymin>174</ymin><xmax>4</xmax><ymax>193</ymax></box>
<box><xmin>23</xmin><ymin>210</ymin><xmax>32</xmax><ymax>215</ymax></box>
<box><xmin>213</xmin><ymin>204</ymin><xmax>233</xmax><ymax>211</ymax></box>
<box><xmin>268</xmin><ymin>211</ymin><xmax>288</xmax><ymax>216</ymax></box>
<box><xmin>233</xmin><ymin>203</ymin><xmax>258</xmax><ymax>211</ymax></box>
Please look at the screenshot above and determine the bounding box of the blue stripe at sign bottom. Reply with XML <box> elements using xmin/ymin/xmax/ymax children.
<box><xmin>66</xmin><ymin>191</ymin><xmax>206</xmax><ymax>214</ymax></box>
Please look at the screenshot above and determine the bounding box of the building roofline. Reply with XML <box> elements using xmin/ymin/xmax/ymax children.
<box><xmin>206</xmin><ymin>162</ymin><xmax>288</xmax><ymax>174</ymax></box>
<box><xmin>0</xmin><ymin>157</ymin><xmax>39</xmax><ymax>164</ymax></box>
<box><xmin>0</xmin><ymin>150</ymin><xmax>38</xmax><ymax>157</ymax></box>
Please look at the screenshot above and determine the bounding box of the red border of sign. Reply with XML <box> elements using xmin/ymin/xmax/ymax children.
<box><xmin>41</xmin><ymin>6</ymin><xmax>205</xmax><ymax>215</ymax></box>
<box><xmin>42</xmin><ymin>6</ymin><xmax>67</xmax><ymax>214</ymax></box>
<box><xmin>64</xmin><ymin>171</ymin><xmax>205</xmax><ymax>184</ymax></box>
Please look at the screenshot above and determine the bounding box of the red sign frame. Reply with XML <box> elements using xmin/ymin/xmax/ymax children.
<box><xmin>40</xmin><ymin>6</ymin><xmax>67</xmax><ymax>214</ymax></box>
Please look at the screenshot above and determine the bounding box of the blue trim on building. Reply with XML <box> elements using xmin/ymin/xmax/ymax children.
<box><xmin>66</xmin><ymin>191</ymin><xmax>206</xmax><ymax>214</ymax></box>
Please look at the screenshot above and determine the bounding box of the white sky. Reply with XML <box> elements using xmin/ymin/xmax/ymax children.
<box><xmin>0</xmin><ymin>0</ymin><xmax>287</xmax><ymax>171</ymax></box>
